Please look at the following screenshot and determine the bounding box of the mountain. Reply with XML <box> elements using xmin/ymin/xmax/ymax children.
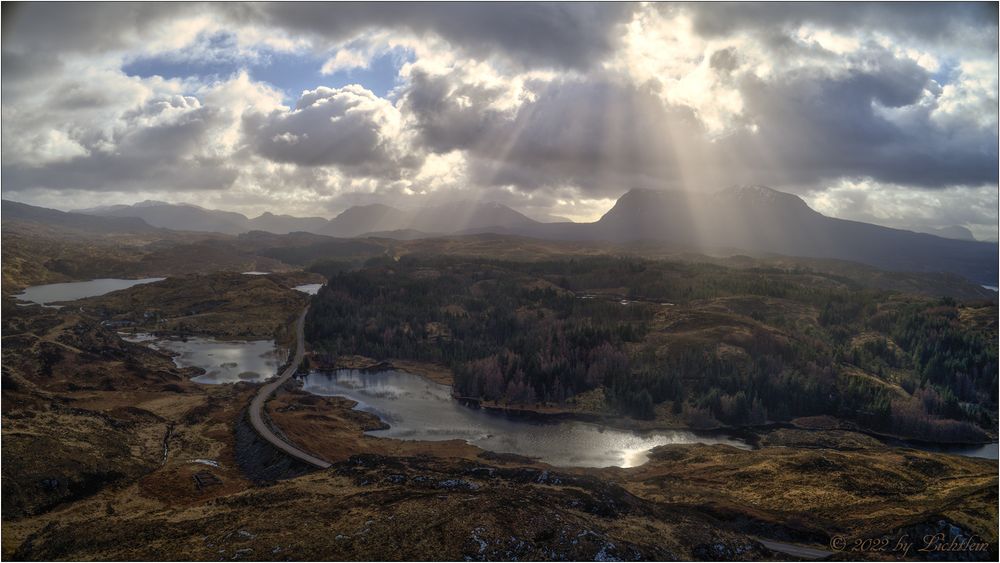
<box><xmin>409</xmin><ymin>201</ymin><xmax>538</xmax><ymax>233</ymax></box>
<box><xmin>913</xmin><ymin>225</ymin><xmax>977</xmax><ymax>242</ymax></box>
<box><xmin>2</xmin><ymin>200</ymin><xmax>159</xmax><ymax>234</ymax></box>
<box><xmin>248</xmin><ymin>212</ymin><xmax>330</xmax><ymax>235</ymax></box>
<box><xmin>513</xmin><ymin>186</ymin><xmax>997</xmax><ymax>285</ymax></box>
<box><xmin>50</xmin><ymin>188</ymin><xmax>998</xmax><ymax>285</ymax></box>
<box><xmin>537</xmin><ymin>214</ymin><xmax>575</xmax><ymax>223</ymax></box>
<box><xmin>75</xmin><ymin>200</ymin><xmax>250</xmax><ymax>234</ymax></box>
<box><xmin>73</xmin><ymin>200</ymin><xmax>540</xmax><ymax>238</ymax></box>
<box><xmin>321</xmin><ymin>204</ymin><xmax>408</xmax><ymax>237</ymax></box>
<box><xmin>321</xmin><ymin>201</ymin><xmax>539</xmax><ymax>237</ymax></box>
<box><xmin>72</xmin><ymin>203</ymin><xmax>132</xmax><ymax>214</ymax></box>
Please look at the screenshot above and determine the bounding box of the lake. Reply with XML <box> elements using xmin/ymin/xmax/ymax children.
<box><xmin>892</xmin><ymin>440</ymin><xmax>999</xmax><ymax>460</ymax></box>
<box><xmin>121</xmin><ymin>333</ymin><xmax>282</xmax><ymax>384</ymax></box>
<box><xmin>293</xmin><ymin>283</ymin><xmax>323</xmax><ymax>295</ymax></box>
<box><xmin>300</xmin><ymin>369</ymin><xmax>751</xmax><ymax>468</ymax></box>
<box><xmin>14</xmin><ymin>277</ymin><xmax>165</xmax><ymax>306</ymax></box>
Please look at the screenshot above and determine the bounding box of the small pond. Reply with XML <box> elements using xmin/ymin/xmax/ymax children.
<box><xmin>293</xmin><ymin>283</ymin><xmax>323</xmax><ymax>295</ymax></box>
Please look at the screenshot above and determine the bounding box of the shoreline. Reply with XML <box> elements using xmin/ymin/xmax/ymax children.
<box><xmin>304</xmin><ymin>355</ymin><xmax>999</xmax><ymax>451</ymax></box>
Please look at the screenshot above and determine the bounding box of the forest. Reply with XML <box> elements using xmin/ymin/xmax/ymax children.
<box><xmin>305</xmin><ymin>255</ymin><xmax>997</xmax><ymax>441</ymax></box>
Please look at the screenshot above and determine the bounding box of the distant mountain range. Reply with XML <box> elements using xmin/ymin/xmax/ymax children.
<box><xmin>4</xmin><ymin>185</ymin><xmax>995</xmax><ymax>285</ymax></box>
<box><xmin>70</xmin><ymin>199</ymin><xmax>542</xmax><ymax>237</ymax></box>
<box><xmin>72</xmin><ymin>200</ymin><xmax>326</xmax><ymax>236</ymax></box>
<box><xmin>2</xmin><ymin>200</ymin><xmax>160</xmax><ymax>234</ymax></box>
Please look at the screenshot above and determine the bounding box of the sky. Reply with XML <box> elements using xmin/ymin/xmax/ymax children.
<box><xmin>2</xmin><ymin>2</ymin><xmax>998</xmax><ymax>239</ymax></box>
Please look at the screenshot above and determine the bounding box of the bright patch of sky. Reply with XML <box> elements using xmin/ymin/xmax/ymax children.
<box><xmin>931</xmin><ymin>58</ymin><xmax>961</xmax><ymax>85</ymax></box>
<box><xmin>123</xmin><ymin>39</ymin><xmax>412</xmax><ymax>101</ymax></box>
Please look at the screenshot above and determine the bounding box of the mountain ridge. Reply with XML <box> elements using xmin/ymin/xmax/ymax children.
<box><xmin>68</xmin><ymin>199</ymin><xmax>543</xmax><ymax>237</ymax></box>
<box><xmin>9</xmin><ymin>185</ymin><xmax>997</xmax><ymax>285</ymax></box>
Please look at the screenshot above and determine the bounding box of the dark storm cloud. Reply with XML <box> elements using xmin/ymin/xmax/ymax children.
<box><xmin>400</xmin><ymin>68</ymin><xmax>513</xmax><ymax>153</ymax></box>
<box><xmin>684</xmin><ymin>2</ymin><xmax>998</xmax><ymax>50</ymax></box>
<box><xmin>2</xmin><ymin>2</ymin><xmax>634</xmax><ymax>71</ymax></box>
<box><xmin>227</xmin><ymin>1</ymin><xmax>636</xmax><ymax>69</ymax></box>
<box><xmin>467</xmin><ymin>79</ymin><xmax>704</xmax><ymax>193</ymax></box>
<box><xmin>396</xmin><ymin>41</ymin><xmax>996</xmax><ymax>194</ymax></box>
<box><xmin>1</xmin><ymin>2</ymin><xmax>189</xmax><ymax>55</ymax></box>
<box><xmin>716</xmin><ymin>50</ymin><xmax>999</xmax><ymax>188</ymax></box>
<box><xmin>399</xmin><ymin>72</ymin><xmax>709</xmax><ymax>194</ymax></box>
<box><xmin>2</xmin><ymin>151</ymin><xmax>238</xmax><ymax>193</ymax></box>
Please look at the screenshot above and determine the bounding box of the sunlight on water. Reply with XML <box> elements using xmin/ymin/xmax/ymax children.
<box><xmin>121</xmin><ymin>333</ymin><xmax>281</xmax><ymax>384</ymax></box>
<box><xmin>301</xmin><ymin>369</ymin><xmax>750</xmax><ymax>468</ymax></box>
<box><xmin>293</xmin><ymin>283</ymin><xmax>323</xmax><ymax>295</ymax></box>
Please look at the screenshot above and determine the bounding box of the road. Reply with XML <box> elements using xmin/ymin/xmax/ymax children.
<box><xmin>247</xmin><ymin>307</ymin><xmax>332</xmax><ymax>469</ymax></box>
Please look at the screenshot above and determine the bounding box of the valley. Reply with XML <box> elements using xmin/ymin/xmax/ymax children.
<box><xmin>1</xmin><ymin>200</ymin><xmax>997</xmax><ymax>561</ymax></box>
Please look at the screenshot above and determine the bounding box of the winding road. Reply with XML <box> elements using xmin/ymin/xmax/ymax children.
<box><xmin>248</xmin><ymin>307</ymin><xmax>332</xmax><ymax>469</ymax></box>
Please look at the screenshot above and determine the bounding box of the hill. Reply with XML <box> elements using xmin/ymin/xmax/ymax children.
<box><xmin>500</xmin><ymin>187</ymin><xmax>997</xmax><ymax>286</ymax></box>
<box><xmin>2</xmin><ymin>200</ymin><xmax>158</xmax><ymax>235</ymax></box>
<box><xmin>74</xmin><ymin>200</ymin><xmax>251</xmax><ymax>234</ymax></box>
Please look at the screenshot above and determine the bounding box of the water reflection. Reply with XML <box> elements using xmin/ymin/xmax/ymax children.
<box><xmin>892</xmin><ymin>440</ymin><xmax>999</xmax><ymax>460</ymax></box>
<box><xmin>121</xmin><ymin>333</ymin><xmax>281</xmax><ymax>384</ymax></box>
<box><xmin>15</xmin><ymin>278</ymin><xmax>165</xmax><ymax>305</ymax></box>
<box><xmin>293</xmin><ymin>283</ymin><xmax>323</xmax><ymax>295</ymax></box>
<box><xmin>301</xmin><ymin>369</ymin><xmax>750</xmax><ymax>468</ymax></box>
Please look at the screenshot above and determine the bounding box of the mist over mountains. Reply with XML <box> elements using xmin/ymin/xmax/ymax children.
<box><xmin>69</xmin><ymin>199</ymin><xmax>542</xmax><ymax>237</ymax></box>
<box><xmin>4</xmin><ymin>185</ymin><xmax>995</xmax><ymax>285</ymax></box>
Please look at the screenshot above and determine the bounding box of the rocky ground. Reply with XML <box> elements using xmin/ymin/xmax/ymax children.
<box><xmin>2</xmin><ymin>277</ymin><xmax>997</xmax><ymax>561</ymax></box>
<box><xmin>74</xmin><ymin>271</ymin><xmax>319</xmax><ymax>341</ymax></box>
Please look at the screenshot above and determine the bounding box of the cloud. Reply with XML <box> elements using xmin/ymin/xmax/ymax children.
<box><xmin>321</xmin><ymin>49</ymin><xmax>371</xmax><ymax>74</ymax></box>
<box><xmin>245</xmin><ymin>85</ymin><xmax>419</xmax><ymax>177</ymax></box>
<box><xmin>228</xmin><ymin>2</ymin><xmax>636</xmax><ymax>70</ymax></box>
<box><xmin>396</xmin><ymin>42</ymin><xmax>996</xmax><ymax>196</ymax></box>
<box><xmin>457</xmin><ymin>77</ymin><xmax>708</xmax><ymax>194</ymax></box>
<box><xmin>804</xmin><ymin>179</ymin><xmax>999</xmax><ymax>242</ymax></box>
<box><xmin>399</xmin><ymin>66</ymin><xmax>516</xmax><ymax>153</ymax></box>
<box><xmin>682</xmin><ymin>2</ymin><xmax>998</xmax><ymax>55</ymax></box>
<box><xmin>1</xmin><ymin>2</ymin><xmax>200</xmax><ymax>56</ymax></box>
<box><xmin>0</xmin><ymin>1</ymin><xmax>995</xmax><ymax>239</ymax></box>
<box><xmin>1</xmin><ymin>72</ymin><xmax>281</xmax><ymax>193</ymax></box>
<box><xmin>3</xmin><ymin>98</ymin><xmax>239</xmax><ymax>192</ymax></box>
<box><xmin>714</xmin><ymin>50</ymin><xmax>999</xmax><ymax>189</ymax></box>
